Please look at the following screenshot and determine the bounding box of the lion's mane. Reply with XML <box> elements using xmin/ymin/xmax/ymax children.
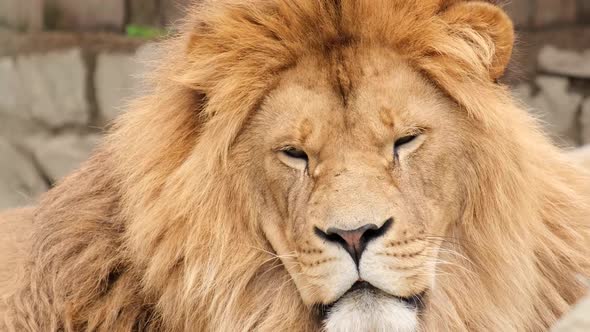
<box><xmin>3</xmin><ymin>0</ymin><xmax>590</xmax><ymax>331</ymax></box>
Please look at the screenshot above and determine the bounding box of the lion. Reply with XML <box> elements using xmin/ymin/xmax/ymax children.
<box><xmin>1</xmin><ymin>0</ymin><xmax>590</xmax><ymax>331</ymax></box>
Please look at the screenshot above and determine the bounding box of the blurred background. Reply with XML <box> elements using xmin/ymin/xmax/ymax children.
<box><xmin>0</xmin><ymin>0</ymin><xmax>590</xmax><ymax>209</ymax></box>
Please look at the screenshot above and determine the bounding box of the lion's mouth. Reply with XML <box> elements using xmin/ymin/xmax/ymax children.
<box><xmin>314</xmin><ymin>281</ymin><xmax>427</xmax><ymax>320</ymax></box>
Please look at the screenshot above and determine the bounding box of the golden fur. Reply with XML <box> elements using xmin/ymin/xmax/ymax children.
<box><xmin>2</xmin><ymin>0</ymin><xmax>590</xmax><ymax>331</ymax></box>
<box><xmin>0</xmin><ymin>208</ymin><xmax>33</xmax><ymax>316</ymax></box>
<box><xmin>571</xmin><ymin>146</ymin><xmax>590</xmax><ymax>170</ymax></box>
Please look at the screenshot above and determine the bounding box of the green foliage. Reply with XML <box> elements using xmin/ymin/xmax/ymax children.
<box><xmin>126</xmin><ymin>25</ymin><xmax>167</xmax><ymax>39</ymax></box>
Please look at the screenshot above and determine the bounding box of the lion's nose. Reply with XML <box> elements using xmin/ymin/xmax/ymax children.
<box><xmin>315</xmin><ymin>218</ymin><xmax>393</xmax><ymax>265</ymax></box>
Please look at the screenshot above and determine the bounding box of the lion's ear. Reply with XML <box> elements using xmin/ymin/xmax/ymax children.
<box><xmin>440</xmin><ymin>1</ymin><xmax>514</xmax><ymax>80</ymax></box>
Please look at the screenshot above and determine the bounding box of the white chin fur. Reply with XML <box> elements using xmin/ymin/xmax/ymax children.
<box><xmin>323</xmin><ymin>290</ymin><xmax>417</xmax><ymax>332</ymax></box>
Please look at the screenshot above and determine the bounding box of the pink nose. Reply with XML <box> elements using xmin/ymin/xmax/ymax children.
<box><xmin>315</xmin><ymin>218</ymin><xmax>393</xmax><ymax>265</ymax></box>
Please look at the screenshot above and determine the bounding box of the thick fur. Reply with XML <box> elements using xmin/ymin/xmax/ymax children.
<box><xmin>570</xmin><ymin>145</ymin><xmax>590</xmax><ymax>170</ymax></box>
<box><xmin>0</xmin><ymin>208</ymin><xmax>33</xmax><ymax>320</ymax></box>
<box><xmin>1</xmin><ymin>0</ymin><xmax>590</xmax><ymax>331</ymax></box>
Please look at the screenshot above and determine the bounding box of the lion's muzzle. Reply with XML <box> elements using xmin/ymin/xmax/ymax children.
<box><xmin>314</xmin><ymin>218</ymin><xmax>393</xmax><ymax>265</ymax></box>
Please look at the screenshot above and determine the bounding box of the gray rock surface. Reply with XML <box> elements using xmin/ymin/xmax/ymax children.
<box><xmin>162</xmin><ymin>0</ymin><xmax>193</xmax><ymax>27</ymax></box>
<box><xmin>528</xmin><ymin>76</ymin><xmax>582</xmax><ymax>146</ymax></box>
<box><xmin>0</xmin><ymin>57</ymin><xmax>27</xmax><ymax>118</ymax></box>
<box><xmin>45</xmin><ymin>0</ymin><xmax>125</xmax><ymax>31</ymax></box>
<box><xmin>503</xmin><ymin>0</ymin><xmax>531</xmax><ymax>27</ymax></box>
<box><xmin>95</xmin><ymin>44</ymin><xmax>156</xmax><ymax>122</ymax></box>
<box><xmin>581</xmin><ymin>98</ymin><xmax>590</xmax><ymax>145</ymax></box>
<box><xmin>0</xmin><ymin>57</ymin><xmax>47</xmax><ymax>141</ymax></box>
<box><xmin>0</xmin><ymin>115</ymin><xmax>45</xmax><ymax>143</ymax></box>
<box><xmin>15</xmin><ymin>49</ymin><xmax>89</xmax><ymax>128</ymax></box>
<box><xmin>552</xmin><ymin>294</ymin><xmax>590</xmax><ymax>332</ymax></box>
<box><xmin>511</xmin><ymin>84</ymin><xmax>534</xmax><ymax>106</ymax></box>
<box><xmin>0</xmin><ymin>138</ymin><xmax>47</xmax><ymax>209</ymax></box>
<box><xmin>129</xmin><ymin>0</ymin><xmax>161</xmax><ymax>26</ymax></box>
<box><xmin>95</xmin><ymin>53</ymin><xmax>138</xmax><ymax>122</ymax></box>
<box><xmin>30</xmin><ymin>133</ymin><xmax>100</xmax><ymax>183</ymax></box>
<box><xmin>0</xmin><ymin>0</ymin><xmax>43</xmax><ymax>31</ymax></box>
<box><xmin>533</xmin><ymin>0</ymin><xmax>577</xmax><ymax>27</ymax></box>
<box><xmin>539</xmin><ymin>46</ymin><xmax>590</xmax><ymax>79</ymax></box>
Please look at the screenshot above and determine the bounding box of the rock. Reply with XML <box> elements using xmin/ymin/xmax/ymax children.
<box><xmin>538</xmin><ymin>46</ymin><xmax>590</xmax><ymax>79</ymax></box>
<box><xmin>0</xmin><ymin>138</ymin><xmax>47</xmax><ymax>209</ymax></box>
<box><xmin>31</xmin><ymin>133</ymin><xmax>100</xmax><ymax>183</ymax></box>
<box><xmin>0</xmin><ymin>115</ymin><xmax>46</xmax><ymax>143</ymax></box>
<box><xmin>0</xmin><ymin>57</ymin><xmax>48</xmax><ymax>140</ymax></box>
<box><xmin>552</xmin><ymin>294</ymin><xmax>590</xmax><ymax>332</ymax></box>
<box><xmin>533</xmin><ymin>0</ymin><xmax>577</xmax><ymax>28</ymax></box>
<box><xmin>0</xmin><ymin>0</ymin><xmax>43</xmax><ymax>31</ymax></box>
<box><xmin>581</xmin><ymin>2</ymin><xmax>590</xmax><ymax>24</ymax></box>
<box><xmin>162</xmin><ymin>0</ymin><xmax>194</xmax><ymax>28</ymax></box>
<box><xmin>503</xmin><ymin>0</ymin><xmax>531</xmax><ymax>28</ymax></box>
<box><xmin>529</xmin><ymin>76</ymin><xmax>582</xmax><ymax>147</ymax></box>
<box><xmin>15</xmin><ymin>49</ymin><xmax>89</xmax><ymax>128</ymax></box>
<box><xmin>129</xmin><ymin>0</ymin><xmax>161</xmax><ymax>26</ymax></box>
<box><xmin>511</xmin><ymin>84</ymin><xmax>533</xmax><ymax>106</ymax></box>
<box><xmin>581</xmin><ymin>98</ymin><xmax>590</xmax><ymax>145</ymax></box>
<box><xmin>95</xmin><ymin>44</ymin><xmax>156</xmax><ymax>122</ymax></box>
<box><xmin>0</xmin><ymin>57</ymin><xmax>27</xmax><ymax>118</ymax></box>
<box><xmin>95</xmin><ymin>53</ymin><xmax>137</xmax><ymax>122</ymax></box>
<box><xmin>45</xmin><ymin>0</ymin><xmax>125</xmax><ymax>31</ymax></box>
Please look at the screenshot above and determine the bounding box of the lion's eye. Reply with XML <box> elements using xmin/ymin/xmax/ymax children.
<box><xmin>278</xmin><ymin>147</ymin><xmax>308</xmax><ymax>171</ymax></box>
<box><xmin>282</xmin><ymin>147</ymin><xmax>308</xmax><ymax>161</ymax></box>
<box><xmin>394</xmin><ymin>135</ymin><xmax>419</xmax><ymax>157</ymax></box>
<box><xmin>395</xmin><ymin>135</ymin><xmax>417</xmax><ymax>147</ymax></box>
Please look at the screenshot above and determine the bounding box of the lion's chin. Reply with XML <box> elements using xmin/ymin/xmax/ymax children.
<box><xmin>322</xmin><ymin>283</ymin><xmax>418</xmax><ymax>332</ymax></box>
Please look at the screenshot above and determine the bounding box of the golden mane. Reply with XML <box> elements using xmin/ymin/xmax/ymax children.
<box><xmin>3</xmin><ymin>0</ymin><xmax>589</xmax><ymax>331</ymax></box>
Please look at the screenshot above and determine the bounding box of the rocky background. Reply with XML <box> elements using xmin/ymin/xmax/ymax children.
<box><xmin>1</xmin><ymin>0</ymin><xmax>590</xmax><ymax>329</ymax></box>
<box><xmin>0</xmin><ymin>0</ymin><xmax>190</xmax><ymax>209</ymax></box>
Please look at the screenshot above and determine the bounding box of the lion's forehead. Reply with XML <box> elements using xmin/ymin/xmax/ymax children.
<box><xmin>259</xmin><ymin>49</ymin><xmax>451</xmax><ymax>154</ymax></box>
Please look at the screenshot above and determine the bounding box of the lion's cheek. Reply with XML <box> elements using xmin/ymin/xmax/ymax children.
<box><xmin>359</xmin><ymin>245</ymin><xmax>433</xmax><ymax>298</ymax></box>
<box><xmin>296</xmin><ymin>245</ymin><xmax>359</xmax><ymax>305</ymax></box>
<box><xmin>261</xmin><ymin>217</ymin><xmax>357</xmax><ymax>304</ymax></box>
<box><xmin>301</xmin><ymin>249</ymin><xmax>360</xmax><ymax>303</ymax></box>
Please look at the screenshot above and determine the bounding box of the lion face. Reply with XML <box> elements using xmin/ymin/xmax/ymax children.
<box><xmin>236</xmin><ymin>48</ymin><xmax>468</xmax><ymax>330</ymax></box>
